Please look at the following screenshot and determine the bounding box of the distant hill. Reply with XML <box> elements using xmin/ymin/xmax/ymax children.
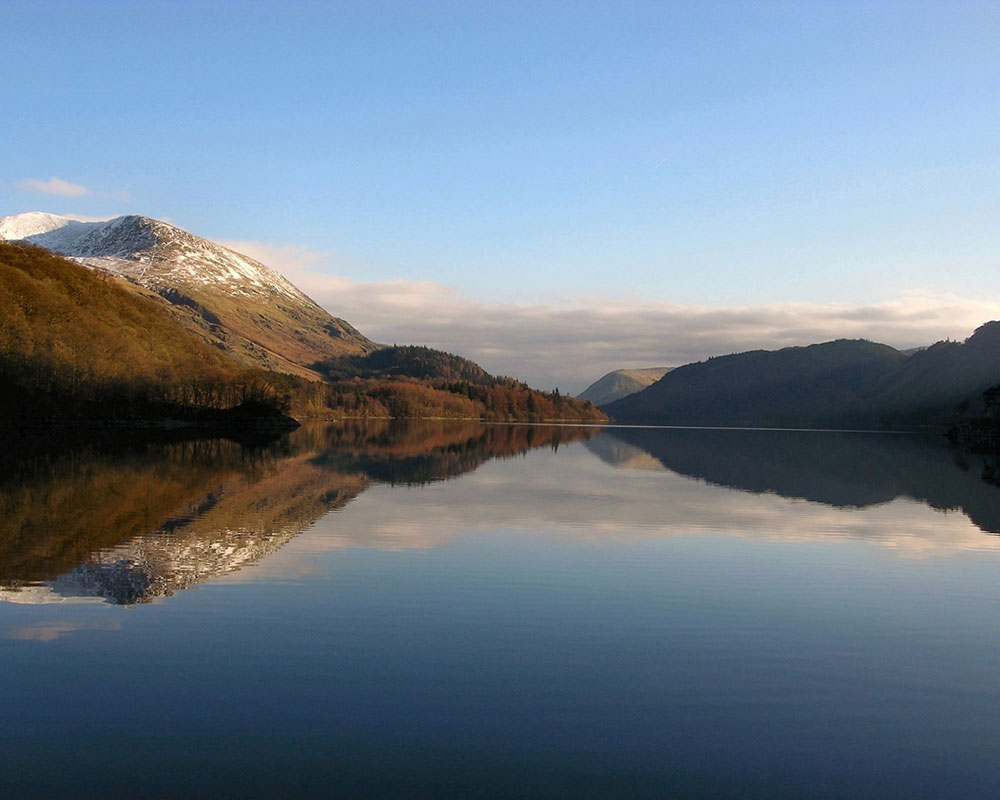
<box><xmin>310</xmin><ymin>345</ymin><xmax>606</xmax><ymax>422</ymax></box>
<box><xmin>577</xmin><ymin>367</ymin><xmax>671</xmax><ymax>406</ymax></box>
<box><xmin>312</xmin><ymin>345</ymin><xmax>495</xmax><ymax>385</ymax></box>
<box><xmin>0</xmin><ymin>212</ymin><xmax>376</xmax><ymax>378</ymax></box>
<box><xmin>606</xmin><ymin>325</ymin><xmax>1000</xmax><ymax>429</ymax></box>
<box><xmin>606</xmin><ymin>339</ymin><xmax>905</xmax><ymax>427</ymax></box>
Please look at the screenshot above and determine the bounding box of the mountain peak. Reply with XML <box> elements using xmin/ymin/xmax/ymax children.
<box><xmin>0</xmin><ymin>211</ymin><xmax>115</xmax><ymax>249</ymax></box>
<box><xmin>577</xmin><ymin>367</ymin><xmax>672</xmax><ymax>406</ymax></box>
<box><xmin>0</xmin><ymin>212</ymin><xmax>301</xmax><ymax>300</ymax></box>
<box><xmin>967</xmin><ymin>321</ymin><xmax>1000</xmax><ymax>347</ymax></box>
<box><xmin>1</xmin><ymin>210</ymin><xmax>376</xmax><ymax>376</ymax></box>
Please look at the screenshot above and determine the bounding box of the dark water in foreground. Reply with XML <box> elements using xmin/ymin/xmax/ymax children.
<box><xmin>2</xmin><ymin>421</ymin><xmax>1000</xmax><ymax>798</ymax></box>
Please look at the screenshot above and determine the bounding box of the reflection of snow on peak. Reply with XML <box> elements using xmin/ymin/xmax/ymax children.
<box><xmin>0</xmin><ymin>584</ymin><xmax>104</xmax><ymax>605</ymax></box>
<box><xmin>42</xmin><ymin>524</ymin><xmax>305</xmax><ymax>605</ymax></box>
<box><xmin>0</xmin><ymin>434</ymin><xmax>372</xmax><ymax>607</ymax></box>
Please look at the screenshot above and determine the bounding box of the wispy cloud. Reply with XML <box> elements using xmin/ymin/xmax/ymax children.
<box><xmin>218</xmin><ymin>240</ymin><xmax>333</xmax><ymax>273</ymax></box>
<box><xmin>16</xmin><ymin>176</ymin><xmax>91</xmax><ymax>197</ymax></box>
<box><xmin>217</xmin><ymin>239</ymin><xmax>1000</xmax><ymax>393</ymax></box>
<box><xmin>49</xmin><ymin>213</ymin><xmax>119</xmax><ymax>223</ymax></box>
<box><xmin>7</xmin><ymin>621</ymin><xmax>83</xmax><ymax>642</ymax></box>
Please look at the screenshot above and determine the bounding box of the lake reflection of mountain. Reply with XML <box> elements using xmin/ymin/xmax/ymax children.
<box><xmin>0</xmin><ymin>421</ymin><xmax>597</xmax><ymax>605</ymax></box>
<box><xmin>591</xmin><ymin>427</ymin><xmax>1000</xmax><ymax>533</ymax></box>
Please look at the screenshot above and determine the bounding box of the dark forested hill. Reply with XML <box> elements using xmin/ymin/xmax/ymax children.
<box><xmin>312</xmin><ymin>345</ymin><xmax>495</xmax><ymax>384</ymax></box>
<box><xmin>606</xmin><ymin>325</ymin><xmax>1000</xmax><ymax>428</ymax></box>
<box><xmin>869</xmin><ymin>322</ymin><xmax>1000</xmax><ymax>422</ymax></box>
<box><xmin>606</xmin><ymin>339</ymin><xmax>906</xmax><ymax>427</ymax></box>
<box><xmin>309</xmin><ymin>345</ymin><xmax>606</xmax><ymax>422</ymax></box>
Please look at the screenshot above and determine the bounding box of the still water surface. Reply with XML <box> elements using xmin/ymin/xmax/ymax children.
<box><xmin>2</xmin><ymin>421</ymin><xmax>1000</xmax><ymax>798</ymax></box>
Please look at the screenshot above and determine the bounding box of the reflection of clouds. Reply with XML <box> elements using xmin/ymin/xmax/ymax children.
<box><xmin>263</xmin><ymin>441</ymin><xmax>997</xmax><ymax>577</ymax></box>
<box><xmin>336</xmin><ymin>520</ymin><xmax>450</xmax><ymax>552</ymax></box>
<box><xmin>0</xmin><ymin>586</ymin><xmax>105</xmax><ymax>605</ymax></box>
<box><xmin>8</xmin><ymin>622</ymin><xmax>80</xmax><ymax>642</ymax></box>
<box><xmin>6</xmin><ymin>618</ymin><xmax>121</xmax><ymax>642</ymax></box>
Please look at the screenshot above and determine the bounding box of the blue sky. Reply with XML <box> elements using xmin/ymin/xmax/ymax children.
<box><xmin>4</xmin><ymin>1</ymin><xmax>1000</xmax><ymax>389</ymax></box>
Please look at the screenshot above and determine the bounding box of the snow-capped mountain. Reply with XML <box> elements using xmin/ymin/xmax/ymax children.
<box><xmin>0</xmin><ymin>212</ymin><xmax>376</xmax><ymax>375</ymax></box>
<box><xmin>0</xmin><ymin>212</ymin><xmax>303</xmax><ymax>299</ymax></box>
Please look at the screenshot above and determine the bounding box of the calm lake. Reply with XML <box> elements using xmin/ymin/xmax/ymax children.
<box><xmin>2</xmin><ymin>421</ymin><xmax>1000</xmax><ymax>798</ymax></box>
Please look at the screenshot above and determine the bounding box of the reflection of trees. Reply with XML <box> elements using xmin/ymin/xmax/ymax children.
<box><xmin>307</xmin><ymin>419</ymin><xmax>595</xmax><ymax>485</ymax></box>
<box><xmin>0</xmin><ymin>421</ymin><xmax>598</xmax><ymax>603</ymax></box>
<box><xmin>982</xmin><ymin>452</ymin><xmax>1000</xmax><ymax>487</ymax></box>
<box><xmin>0</xmin><ymin>436</ymin><xmax>279</xmax><ymax>585</ymax></box>
<box><xmin>595</xmin><ymin>427</ymin><xmax>1000</xmax><ymax>533</ymax></box>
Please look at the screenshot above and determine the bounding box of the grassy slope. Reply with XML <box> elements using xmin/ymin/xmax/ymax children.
<box><xmin>157</xmin><ymin>279</ymin><xmax>375</xmax><ymax>379</ymax></box>
<box><xmin>0</xmin><ymin>242</ymin><xmax>286</xmax><ymax>420</ymax></box>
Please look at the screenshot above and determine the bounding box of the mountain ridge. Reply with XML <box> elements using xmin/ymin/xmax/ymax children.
<box><xmin>606</xmin><ymin>326</ymin><xmax>1000</xmax><ymax>428</ymax></box>
<box><xmin>0</xmin><ymin>211</ymin><xmax>375</xmax><ymax>378</ymax></box>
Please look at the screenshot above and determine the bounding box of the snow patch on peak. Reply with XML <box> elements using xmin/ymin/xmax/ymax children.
<box><xmin>0</xmin><ymin>211</ymin><xmax>133</xmax><ymax>255</ymax></box>
<box><xmin>0</xmin><ymin>211</ymin><xmax>85</xmax><ymax>240</ymax></box>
